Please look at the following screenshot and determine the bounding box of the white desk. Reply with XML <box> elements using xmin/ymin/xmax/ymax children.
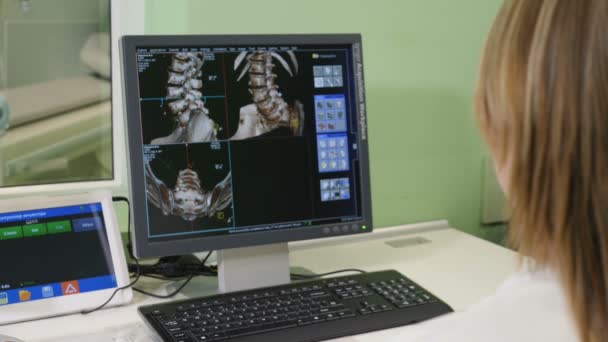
<box><xmin>1</xmin><ymin>221</ymin><xmax>518</xmax><ymax>341</ymax></box>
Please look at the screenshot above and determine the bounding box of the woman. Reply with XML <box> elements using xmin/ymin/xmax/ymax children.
<box><xmin>397</xmin><ymin>0</ymin><xmax>607</xmax><ymax>341</ymax></box>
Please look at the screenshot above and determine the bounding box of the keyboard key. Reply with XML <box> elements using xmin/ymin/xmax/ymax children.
<box><xmin>196</xmin><ymin>327</ymin><xmax>212</xmax><ymax>335</ymax></box>
<box><xmin>311</xmin><ymin>315</ymin><xmax>325</xmax><ymax>323</ymax></box>
<box><xmin>358</xmin><ymin>308</ymin><xmax>371</xmax><ymax>315</ymax></box>
<box><xmin>210</xmin><ymin>332</ymin><xmax>226</xmax><ymax>340</ymax></box>
<box><xmin>175</xmin><ymin>337</ymin><xmax>194</xmax><ymax>342</ymax></box>
<box><xmin>172</xmin><ymin>333</ymin><xmax>193</xmax><ymax>342</ymax></box>
<box><xmin>336</xmin><ymin>309</ymin><xmax>356</xmax><ymax>318</ymax></box>
<box><xmin>163</xmin><ymin>320</ymin><xmax>179</xmax><ymax>327</ymax></box>
<box><xmin>308</xmin><ymin>291</ymin><xmax>330</xmax><ymax>298</ymax></box>
<box><xmin>297</xmin><ymin>316</ymin><xmax>315</xmax><ymax>325</ymax></box>
<box><xmin>326</xmin><ymin>312</ymin><xmax>339</xmax><ymax>320</ymax></box>
<box><xmin>397</xmin><ymin>301</ymin><xmax>414</xmax><ymax>308</ymax></box>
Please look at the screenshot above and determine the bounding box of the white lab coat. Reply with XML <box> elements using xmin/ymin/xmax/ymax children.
<box><xmin>388</xmin><ymin>269</ymin><xmax>579</xmax><ymax>341</ymax></box>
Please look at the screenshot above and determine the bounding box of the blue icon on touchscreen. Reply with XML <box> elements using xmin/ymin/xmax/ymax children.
<box><xmin>41</xmin><ymin>285</ymin><xmax>54</xmax><ymax>298</ymax></box>
<box><xmin>0</xmin><ymin>292</ymin><xmax>7</xmax><ymax>305</ymax></box>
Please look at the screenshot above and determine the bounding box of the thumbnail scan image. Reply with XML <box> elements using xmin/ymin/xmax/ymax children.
<box><xmin>139</xmin><ymin>50</ymin><xmax>306</xmax><ymax>145</ymax></box>
<box><xmin>145</xmin><ymin>142</ymin><xmax>232</xmax><ymax>233</ymax></box>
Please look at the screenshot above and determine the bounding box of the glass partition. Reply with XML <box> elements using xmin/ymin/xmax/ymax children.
<box><xmin>0</xmin><ymin>0</ymin><xmax>112</xmax><ymax>187</ymax></box>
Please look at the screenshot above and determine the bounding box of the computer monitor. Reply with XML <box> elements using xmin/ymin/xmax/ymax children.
<box><xmin>121</xmin><ymin>34</ymin><xmax>372</xmax><ymax>292</ymax></box>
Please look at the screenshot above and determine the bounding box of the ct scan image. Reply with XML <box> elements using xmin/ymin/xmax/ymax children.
<box><xmin>144</xmin><ymin>141</ymin><xmax>233</xmax><ymax>236</ymax></box>
<box><xmin>137</xmin><ymin>50</ymin><xmax>307</xmax><ymax>145</ymax></box>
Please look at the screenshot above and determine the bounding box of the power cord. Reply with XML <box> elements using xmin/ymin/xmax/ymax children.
<box><xmin>128</xmin><ymin>254</ymin><xmax>217</xmax><ymax>278</ymax></box>
<box><xmin>131</xmin><ymin>250</ymin><xmax>213</xmax><ymax>299</ymax></box>
<box><xmin>81</xmin><ymin>259</ymin><xmax>141</xmax><ymax>315</ymax></box>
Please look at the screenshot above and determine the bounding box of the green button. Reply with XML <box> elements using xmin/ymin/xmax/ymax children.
<box><xmin>47</xmin><ymin>220</ymin><xmax>72</xmax><ymax>234</ymax></box>
<box><xmin>23</xmin><ymin>224</ymin><xmax>48</xmax><ymax>237</ymax></box>
<box><xmin>0</xmin><ymin>226</ymin><xmax>23</xmax><ymax>240</ymax></box>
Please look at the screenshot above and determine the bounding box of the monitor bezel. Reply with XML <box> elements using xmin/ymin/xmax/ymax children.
<box><xmin>121</xmin><ymin>34</ymin><xmax>373</xmax><ymax>259</ymax></box>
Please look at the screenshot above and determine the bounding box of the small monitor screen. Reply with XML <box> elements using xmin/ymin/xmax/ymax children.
<box><xmin>0</xmin><ymin>204</ymin><xmax>117</xmax><ymax>306</ymax></box>
<box><xmin>127</xmin><ymin>37</ymin><xmax>370</xmax><ymax>249</ymax></box>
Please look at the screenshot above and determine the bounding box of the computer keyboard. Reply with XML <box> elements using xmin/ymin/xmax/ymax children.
<box><xmin>139</xmin><ymin>270</ymin><xmax>453</xmax><ymax>342</ymax></box>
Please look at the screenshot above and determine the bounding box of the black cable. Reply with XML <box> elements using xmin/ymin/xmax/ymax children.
<box><xmin>138</xmin><ymin>274</ymin><xmax>190</xmax><ymax>281</ymax></box>
<box><xmin>128</xmin><ymin>254</ymin><xmax>217</xmax><ymax>278</ymax></box>
<box><xmin>201</xmin><ymin>250</ymin><xmax>214</xmax><ymax>266</ymax></box>
<box><xmin>82</xmin><ymin>259</ymin><xmax>141</xmax><ymax>315</ymax></box>
<box><xmin>131</xmin><ymin>250</ymin><xmax>213</xmax><ymax>299</ymax></box>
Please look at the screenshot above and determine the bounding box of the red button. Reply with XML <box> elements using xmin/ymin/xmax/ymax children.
<box><xmin>61</xmin><ymin>280</ymin><xmax>80</xmax><ymax>296</ymax></box>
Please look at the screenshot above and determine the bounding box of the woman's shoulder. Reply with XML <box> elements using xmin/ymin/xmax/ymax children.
<box><xmin>405</xmin><ymin>270</ymin><xmax>579</xmax><ymax>342</ymax></box>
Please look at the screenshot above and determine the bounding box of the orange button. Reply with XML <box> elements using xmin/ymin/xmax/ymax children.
<box><xmin>61</xmin><ymin>280</ymin><xmax>80</xmax><ymax>296</ymax></box>
<box><xmin>19</xmin><ymin>290</ymin><xmax>31</xmax><ymax>302</ymax></box>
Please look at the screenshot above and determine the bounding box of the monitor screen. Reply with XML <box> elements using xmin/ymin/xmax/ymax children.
<box><xmin>122</xmin><ymin>35</ymin><xmax>372</xmax><ymax>257</ymax></box>
<box><xmin>0</xmin><ymin>203</ymin><xmax>117</xmax><ymax>306</ymax></box>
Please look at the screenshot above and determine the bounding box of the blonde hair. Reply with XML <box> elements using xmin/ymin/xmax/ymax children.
<box><xmin>475</xmin><ymin>0</ymin><xmax>608</xmax><ymax>341</ymax></box>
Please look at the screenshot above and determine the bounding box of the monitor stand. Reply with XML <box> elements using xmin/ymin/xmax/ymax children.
<box><xmin>217</xmin><ymin>242</ymin><xmax>290</xmax><ymax>293</ymax></box>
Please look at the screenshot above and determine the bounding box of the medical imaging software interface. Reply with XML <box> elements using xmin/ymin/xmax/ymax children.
<box><xmin>0</xmin><ymin>204</ymin><xmax>117</xmax><ymax>306</ymax></box>
<box><xmin>135</xmin><ymin>44</ymin><xmax>365</xmax><ymax>241</ymax></box>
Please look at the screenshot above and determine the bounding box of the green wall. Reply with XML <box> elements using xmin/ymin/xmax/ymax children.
<box><xmin>144</xmin><ymin>0</ymin><xmax>506</xmax><ymax>243</ymax></box>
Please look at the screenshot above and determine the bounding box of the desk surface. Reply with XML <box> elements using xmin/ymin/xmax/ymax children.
<box><xmin>2</xmin><ymin>221</ymin><xmax>518</xmax><ymax>341</ymax></box>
